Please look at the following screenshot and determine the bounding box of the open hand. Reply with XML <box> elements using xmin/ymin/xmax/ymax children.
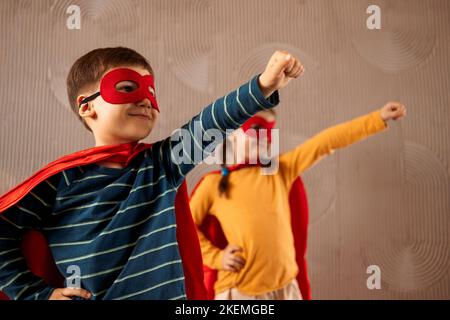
<box><xmin>49</xmin><ymin>287</ymin><xmax>92</xmax><ymax>300</ymax></box>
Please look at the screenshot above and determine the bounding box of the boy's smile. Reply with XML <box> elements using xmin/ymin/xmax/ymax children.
<box><xmin>127</xmin><ymin>105</ymin><xmax>155</xmax><ymax>120</ymax></box>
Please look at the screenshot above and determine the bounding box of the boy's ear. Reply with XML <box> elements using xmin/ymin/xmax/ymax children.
<box><xmin>77</xmin><ymin>95</ymin><xmax>96</xmax><ymax>119</ymax></box>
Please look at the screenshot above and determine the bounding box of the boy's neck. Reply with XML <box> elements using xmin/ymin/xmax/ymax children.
<box><xmin>94</xmin><ymin>135</ymin><xmax>138</xmax><ymax>148</ymax></box>
<box><xmin>93</xmin><ymin>138</ymin><xmax>140</xmax><ymax>169</ymax></box>
<box><xmin>96</xmin><ymin>161</ymin><xmax>126</xmax><ymax>169</ymax></box>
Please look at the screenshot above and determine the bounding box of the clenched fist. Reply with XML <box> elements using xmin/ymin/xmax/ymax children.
<box><xmin>380</xmin><ymin>102</ymin><xmax>407</xmax><ymax>122</ymax></box>
<box><xmin>258</xmin><ymin>50</ymin><xmax>304</xmax><ymax>98</ymax></box>
<box><xmin>221</xmin><ymin>244</ymin><xmax>246</xmax><ymax>272</ymax></box>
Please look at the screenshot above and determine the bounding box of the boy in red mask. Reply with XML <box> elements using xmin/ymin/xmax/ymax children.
<box><xmin>190</xmin><ymin>102</ymin><xmax>406</xmax><ymax>300</ymax></box>
<box><xmin>0</xmin><ymin>48</ymin><xmax>302</xmax><ymax>300</ymax></box>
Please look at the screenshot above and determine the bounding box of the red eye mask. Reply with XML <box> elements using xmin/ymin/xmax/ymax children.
<box><xmin>79</xmin><ymin>68</ymin><xmax>159</xmax><ymax>112</ymax></box>
<box><xmin>241</xmin><ymin>116</ymin><xmax>276</xmax><ymax>143</ymax></box>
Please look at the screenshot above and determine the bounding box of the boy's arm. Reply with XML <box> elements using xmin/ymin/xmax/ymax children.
<box><xmin>189</xmin><ymin>176</ymin><xmax>223</xmax><ymax>270</ymax></box>
<box><xmin>158</xmin><ymin>76</ymin><xmax>279</xmax><ymax>187</ymax></box>
<box><xmin>158</xmin><ymin>51</ymin><xmax>304</xmax><ymax>187</ymax></box>
<box><xmin>279</xmin><ymin>102</ymin><xmax>406</xmax><ymax>187</ymax></box>
<box><xmin>0</xmin><ymin>179</ymin><xmax>57</xmax><ymax>300</ymax></box>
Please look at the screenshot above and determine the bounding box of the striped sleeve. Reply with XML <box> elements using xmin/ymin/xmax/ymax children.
<box><xmin>160</xmin><ymin>75</ymin><xmax>279</xmax><ymax>186</ymax></box>
<box><xmin>0</xmin><ymin>175</ymin><xmax>59</xmax><ymax>300</ymax></box>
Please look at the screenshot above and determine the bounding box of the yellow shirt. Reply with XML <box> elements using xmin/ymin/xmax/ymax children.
<box><xmin>189</xmin><ymin>110</ymin><xmax>387</xmax><ymax>295</ymax></box>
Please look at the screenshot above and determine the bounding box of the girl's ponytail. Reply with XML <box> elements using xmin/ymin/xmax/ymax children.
<box><xmin>218</xmin><ymin>138</ymin><xmax>231</xmax><ymax>198</ymax></box>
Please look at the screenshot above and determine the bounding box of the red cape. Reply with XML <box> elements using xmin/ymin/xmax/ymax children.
<box><xmin>191</xmin><ymin>164</ymin><xmax>311</xmax><ymax>300</ymax></box>
<box><xmin>0</xmin><ymin>142</ymin><xmax>206</xmax><ymax>300</ymax></box>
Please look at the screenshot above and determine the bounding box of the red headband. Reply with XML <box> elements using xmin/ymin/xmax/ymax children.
<box><xmin>242</xmin><ymin>116</ymin><xmax>276</xmax><ymax>143</ymax></box>
<box><xmin>79</xmin><ymin>68</ymin><xmax>159</xmax><ymax>112</ymax></box>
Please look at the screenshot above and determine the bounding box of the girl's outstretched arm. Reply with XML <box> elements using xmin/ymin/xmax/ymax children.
<box><xmin>279</xmin><ymin>102</ymin><xmax>407</xmax><ymax>187</ymax></box>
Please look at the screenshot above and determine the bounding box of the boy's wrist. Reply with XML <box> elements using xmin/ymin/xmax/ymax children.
<box><xmin>249</xmin><ymin>75</ymin><xmax>280</xmax><ymax>109</ymax></box>
<box><xmin>257</xmin><ymin>74</ymin><xmax>276</xmax><ymax>99</ymax></box>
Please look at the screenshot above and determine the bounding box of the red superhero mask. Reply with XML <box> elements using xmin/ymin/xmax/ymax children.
<box><xmin>241</xmin><ymin>116</ymin><xmax>276</xmax><ymax>143</ymax></box>
<box><xmin>79</xmin><ymin>68</ymin><xmax>159</xmax><ymax>112</ymax></box>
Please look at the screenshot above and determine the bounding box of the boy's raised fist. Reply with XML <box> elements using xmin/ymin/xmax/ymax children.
<box><xmin>258</xmin><ymin>50</ymin><xmax>304</xmax><ymax>98</ymax></box>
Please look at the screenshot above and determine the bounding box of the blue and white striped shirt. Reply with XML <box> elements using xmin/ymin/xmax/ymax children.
<box><xmin>0</xmin><ymin>76</ymin><xmax>278</xmax><ymax>300</ymax></box>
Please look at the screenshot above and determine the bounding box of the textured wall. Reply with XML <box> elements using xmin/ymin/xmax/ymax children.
<box><xmin>0</xmin><ymin>0</ymin><xmax>449</xmax><ymax>299</ymax></box>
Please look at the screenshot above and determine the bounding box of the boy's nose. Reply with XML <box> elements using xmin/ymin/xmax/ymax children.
<box><xmin>137</xmin><ymin>98</ymin><xmax>152</xmax><ymax>109</ymax></box>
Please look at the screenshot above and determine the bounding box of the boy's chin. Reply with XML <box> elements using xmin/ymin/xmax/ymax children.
<box><xmin>134</xmin><ymin>131</ymin><xmax>152</xmax><ymax>141</ymax></box>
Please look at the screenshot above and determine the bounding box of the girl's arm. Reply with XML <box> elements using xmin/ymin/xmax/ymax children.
<box><xmin>189</xmin><ymin>175</ymin><xmax>224</xmax><ymax>270</ymax></box>
<box><xmin>279</xmin><ymin>102</ymin><xmax>406</xmax><ymax>187</ymax></box>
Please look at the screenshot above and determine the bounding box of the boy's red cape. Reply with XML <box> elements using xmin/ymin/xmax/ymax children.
<box><xmin>0</xmin><ymin>142</ymin><xmax>206</xmax><ymax>300</ymax></box>
<box><xmin>191</xmin><ymin>164</ymin><xmax>311</xmax><ymax>300</ymax></box>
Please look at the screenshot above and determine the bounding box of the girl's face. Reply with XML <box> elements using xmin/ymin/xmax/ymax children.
<box><xmin>231</xmin><ymin>110</ymin><xmax>276</xmax><ymax>164</ymax></box>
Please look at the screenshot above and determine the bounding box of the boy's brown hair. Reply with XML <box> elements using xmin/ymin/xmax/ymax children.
<box><xmin>66</xmin><ymin>47</ymin><xmax>154</xmax><ymax>132</ymax></box>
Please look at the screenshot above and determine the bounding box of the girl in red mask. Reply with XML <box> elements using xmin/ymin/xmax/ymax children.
<box><xmin>190</xmin><ymin>102</ymin><xmax>407</xmax><ymax>300</ymax></box>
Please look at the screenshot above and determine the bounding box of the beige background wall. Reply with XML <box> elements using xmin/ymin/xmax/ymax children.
<box><xmin>0</xmin><ymin>0</ymin><xmax>449</xmax><ymax>299</ymax></box>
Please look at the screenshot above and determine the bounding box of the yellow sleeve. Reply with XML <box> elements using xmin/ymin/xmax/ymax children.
<box><xmin>189</xmin><ymin>175</ymin><xmax>224</xmax><ymax>270</ymax></box>
<box><xmin>279</xmin><ymin>110</ymin><xmax>387</xmax><ymax>187</ymax></box>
